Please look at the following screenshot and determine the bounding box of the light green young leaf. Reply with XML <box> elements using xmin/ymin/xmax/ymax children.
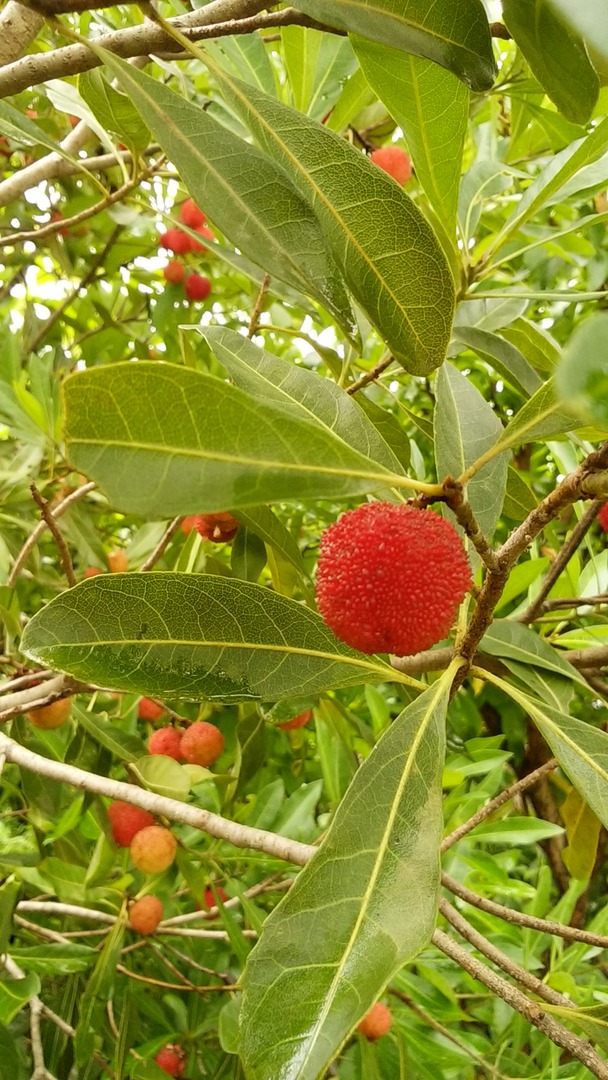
<box><xmin>204</xmin><ymin>61</ymin><xmax>456</xmax><ymax>375</ymax></box>
<box><xmin>79</xmin><ymin>69</ymin><xmax>150</xmax><ymax>153</ymax></box>
<box><xmin>545</xmin><ymin>0</ymin><xmax>608</xmax><ymax>79</ymax></box>
<box><xmin>555</xmin><ymin>313</ymin><xmax>608</xmax><ymax>431</ymax></box>
<box><xmin>21</xmin><ymin>574</ymin><xmax>407</xmax><ymax>703</ymax></box>
<box><xmin>0</xmin><ymin>972</ymin><xmax>40</xmax><ymax>1026</ymax></box>
<box><xmin>239</xmin><ymin>669</ymin><xmax>455</xmax><ymax>1080</ymax></box>
<box><xmin>481</xmin><ymin>621</ymin><xmax>588</xmax><ymax>688</ymax></box>
<box><xmin>288</xmin><ymin>0</ymin><xmax>496</xmax><ymax>91</ymax></box>
<box><xmin>61</xmin><ymin>362</ymin><xmax>411</xmax><ymax>518</ymax></box>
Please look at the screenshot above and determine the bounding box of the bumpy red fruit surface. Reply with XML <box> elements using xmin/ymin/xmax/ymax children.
<box><xmin>357</xmin><ymin>1002</ymin><xmax>392</xmax><ymax>1041</ymax></box>
<box><xmin>108</xmin><ymin>801</ymin><xmax>155</xmax><ymax>847</ymax></box>
<box><xmin>598</xmin><ymin>503</ymin><xmax>608</xmax><ymax>532</ymax></box>
<box><xmin>130</xmin><ymin>825</ymin><xmax>177</xmax><ymax>874</ymax></box>
<box><xmin>138</xmin><ymin>697</ymin><xmax>166</xmax><ymax>723</ymax></box>
<box><xmin>184</xmin><ymin>273</ymin><xmax>211</xmax><ymax>302</ymax></box>
<box><xmin>194</xmin><ymin>512</ymin><xmax>239</xmax><ymax>542</ymax></box>
<box><xmin>163</xmin><ymin>261</ymin><xmax>185</xmax><ymax>285</ymax></box>
<box><xmin>159</xmin><ymin>228</ymin><xmax>191</xmax><ymax>255</ymax></box>
<box><xmin>179</xmin><ymin>197</ymin><xmax>206</xmax><ymax>229</ymax></box>
<box><xmin>316</xmin><ymin>503</ymin><xmax>471</xmax><ymax>657</ymax></box>
<box><xmin>180</xmin><ymin>721</ymin><xmax>225</xmax><ymax>767</ymax></box>
<box><xmin>154</xmin><ymin>1043</ymin><xmax>186</xmax><ymax>1076</ymax></box>
<box><xmin>277</xmin><ymin>709</ymin><xmax>312</xmax><ymax>731</ymax></box>
<box><xmin>128</xmin><ymin>895</ymin><xmax>163</xmax><ymax>935</ymax></box>
<box><xmin>370</xmin><ymin>145</ymin><xmax>412</xmax><ymax>186</ymax></box>
<box><xmin>148</xmin><ymin>727</ymin><xmax>184</xmax><ymax>761</ymax></box>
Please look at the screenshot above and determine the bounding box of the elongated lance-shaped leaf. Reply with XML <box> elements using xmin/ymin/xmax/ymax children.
<box><xmin>239</xmin><ymin>668</ymin><xmax>455</xmax><ymax>1080</ymax></box>
<box><xmin>21</xmin><ymin>574</ymin><xmax>410</xmax><ymax>702</ymax></box>
<box><xmin>97</xmin><ymin>49</ymin><xmax>357</xmax><ymax>343</ymax></box>
<box><xmin>202</xmin><ymin>58</ymin><xmax>455</xmax><ymax>376</ymax></box>
<box><xmin>61</xmin><ymin>362</ymin><xmax>415</xmax><ymax>518</ymax></box>
<box><xmin>288</xmin><ymin>0</ymin><xmax>496</xmax><ymax>92</ymax></box>
<box><xmin>200</xmin><ymin>325</ymin><xmax>406</xmax><ymax>477</ymax></box>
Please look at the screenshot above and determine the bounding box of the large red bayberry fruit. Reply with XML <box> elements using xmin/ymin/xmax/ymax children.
<box><xmin>138</xmin><ymin>697</ymin><xmax>166</xmax><ymax>723</ymax></box>
<box><xmin>108</xmin><ymin>801</ymin><xmax>155</xmax><ymax>847</ymax></box>
<box><xmin>130</xmin><ymin>825</ymin><xmax>177</xmax><ymax>874</ymax></box>
<box><xmin>370</xmin><ymin>145</ymin><xmax>412</xmax><ymax>186</ymax></box>
<box><xmin>196</xmin><ymin>512</ymin><xmax>239</xmax><ymax>542</ymax></box>
<box><xmin>148</xmin><ymin>726</ymin><xmax>184</xmax><ymax>761</ymax></box>
<box><xmin>358</xmin><ymin>1002</ymin><xmax>392</xmax><ymax>1040</ymax></box>
<box><xmin>179</xmin><ymin>197</ymin><xmax>206</xmax><ymax>229</ymax></box>
<box><xmin>159</xmin><ymin>228</ymin><xmax>191</xmax><ymax>255</ymax></box>
<box><xmin>598</xmin><ymin>503</ymin><xmax>608</xmax><ymax>532</ymax></box>
<box><xmin>128</xmin><ymin>895</ymin><xmax>163</xmax><ymax>935</ymax></box>
<box><xmin>184</xmin><ymin>272</ymin><xmax>211</xmax><ymax>302</ymax></box>
<box><xmin>277</xmin><ymin>710</ymin><xmax>312</xmax><ymax>731</ymax></box>
<box><xmin>154</xmin><ymin>1043</ymin><xmax>186</xmax><ymax>1076</ymax></box>
<box><xmin>316</xmin><ymin>503</ymin><xmax>471</xmax><ymax>657</ymax></box>
<box><xmin>180</xmin><ymin>721</ymin><xmax>224</xmax><ymax>767</ymax></box>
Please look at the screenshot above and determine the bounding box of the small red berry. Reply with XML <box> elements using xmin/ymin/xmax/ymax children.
<box><xmin>184</xmin><ymin>273</ymin><xmax>212</xmax><ymax>302</ymax></box>
<box><xmin>316</xmin><ymin>503</ymin><xmax>471</xmax><ymax>657</ymax></box>
<box><xmin>130</xmin><ymin>825</ymin><xmax>177</xmax><ymax>874</ymax></box>
<box><xmin>128</xmin><ymin>895</ymin><xmax>163</xmax><ymax>935</ymax></box>
<box><xmin>277</xmin><ymin>710</ymin><xmax>312</xmax><ymax>731</ymax></box>
<box><xmin>195</xmin><ymin>512</ymin><xmax>239</xmax><ymax>542</ymax></box>
<box><xmin>598</xmin><ymin>504</ymin><xmax>608</xmax><ymax>532</ymax></box>
<box><xmin>138</xmin><ymin>697</ymin><xmax>166</xmax><ymax>723</ymax></box>
<box><xmin>181</xmin><ymin>721</ymin><xmax>225</xmax><ymax>767</ymax></box>
<box><xmin>179</xmin><ymin>197</ymin><xmax>206</xmax><ymax>229</ymax></box>
<box><xmin>203</xmin><ymin>885</ymin><xmax>228</xmax><ymax>910</ymax></box>
<box><xmin>163</xmin><ymin>261</ymin><xmax>185</xmax><ymax>285</ymax></box>
<box><xmin>189</xmin><ymin>223</ymin><xmax>215</xmax><ymax>252</ymax></box>
<box><xmin>370</xmin><ymin>145</ymin><xmax>412</xmax><ymax>186</ymax></box>
<box><xmin>107</xmin><ymin>549</ymin><xmax>128</xmax><ymax>573</ymax></box>
<box><xmin>83</xmin><ymin>566</ymin><xmax>104</xmax><ymax>578</ymax></box>
<box><xmin>148</xmin><ymin>727</ymin><xmax>184</xmax><ymax>761</ymax></box>
<box><xmin>357</xmin><ymin>1002</ymin><xmax>392</xmax><ymax>1041</ymax></box>
<box><xmin>154</xmin><ymin>1043</ymin><xmax>186</xmax><ymax>1076</ymax></box>
<box><xmin>159</xmin><ymin>228</ymin><xmax>191</xmax><ymax>255</ymax></box>
<box><xmin>108</xmin><ymin>801</ymin><xmax>155</xmax><ymax>847</ymax></box>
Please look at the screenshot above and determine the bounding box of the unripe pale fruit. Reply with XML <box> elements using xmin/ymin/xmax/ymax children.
<box><xmin>148</xmin><ymin>727</ymin><xmax>184</xmax><ymax>761</ymax></box>
<box><xmin>108</xmin><ymin>801</ymin><xmax>156</xmax><ymax>847</ymax></box>
<box><xmin>184</xmin><ymin>273</ymin><xmax>211</xmax><ymax>302</ymax></box>
<box><xmin>180</xmin><ymin>721</ymin><xmax>225</xmax><ymax>767</ymax></box>
<box><xmin>357</xmin><ymin>1002</ymin><xmax>392</xmax><ymax>1041</ymax></box>
<box><xmin>179</xmin><ymin>198</ymin><xmax>206</xmax><ymax>229</ymax></box>
<box><xmin>83</xmin><ymin>566</ymin><xmax>104</xmax><ymax>578</ymax></box>
<box><xmin>370</xmin><ymin>145</ymin><xmax>412</xmax><ymax>186</ymax></box>
<box><xmin>163</xmin><ymin>261</ymin><xmax>185</xmax><ymax>285</ymax></box>
<box><xmin>277</xmin><ymin>709</ymin><xmax>312</xmax><ymax>731</ymax></box>
<box><xmin>130</xmin><ymin>825</ymin><xmax>177</xmax><ymax>874</ymax></box>
<box><xmin>159</xmin><ymin>228</ymin><xmax>192</xmax><ymax>255</ymax></box>
<box><xmin>128</xmin><ymin>895</ymin><xmax>163</xmax><ymax>934</ymax></box>
<box><xmin>27</xmin><ymin>697</ymin><xmax>71</xmax><ymax>730</ymax></box>
<box><xmin>107</xmin><ymin>549</ymin><xmax>128</xmax><ymax>573</ymax></box>
<box><xmin>316</xmin><ymin>503</ymin><xmax>471</xmax><ymax>657</ymax></box>
<box><xmin>154</xmin><ymin>1044</ymin><xmax>186</xmax><ymax>1076</ymax></box>
<box><xmin>599</xmin><ymin>504</ymin><xmax>608</xmax><ymax>532</ymax></box>
<box><xmin>138</xmin><ymin>697</ymin><xmax>166</xmax><ymax>723</ymax></box>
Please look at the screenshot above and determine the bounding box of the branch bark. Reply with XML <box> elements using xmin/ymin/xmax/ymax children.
<box><xmin>0</xmin><ymin>2</ymin><xmax>42</xmax><ymax>67</ymax></box>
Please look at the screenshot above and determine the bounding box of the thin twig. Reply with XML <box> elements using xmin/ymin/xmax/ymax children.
<box><xmin>433</xmin><ymin>929</ymin><xmax>608</xmax><ymax>1078</ymax></box>
<box><xmin>139</xmin><ymin>517</ymin><xmax>182</xmax><ymax>571</ymax></box>
<box><xmin>247</xmin><ymin>272</ymin><xmax>271</xmax><ymax>337</ymax></box>
<box><xmin>441</xmin><ymin>477</ymin><xmax>499</xmax><ymax>571</ymax></box>
<box><xmin>0</xmin><ymin>669</ymin><xmax>56</xmax><ymax>694</ymax></box>
<box><xmin>30</xmin><ymin>485</ymin><xmax>76</xmax><ymax>588</ymax></box>
<box><xmin>8</xmin><ymin>481</ymin><xmax>96</xmax><ymax>586</ymax></box>
<box><xmin>538</xmin><ymin>594</ymin><xmax>608</xmax><ymax>613</ymax></box>
<box><xmin>519</xmin><ymin>502</ymin><xmax>602</xmax><ymax>623</ymax></box>
<box><xmin>346</xmin><ymin>353</ymin><xmax>395</xmax><ymax>395</ymax></box>
<box><xmin>441</xmin><ymin>872</ymin><xmax>608</xmax><ymax>948</ymax></box>
<box><xmin>441</xmin><ymin>758</ymin><xmax>557</xmax><ymax>852</ymax></box>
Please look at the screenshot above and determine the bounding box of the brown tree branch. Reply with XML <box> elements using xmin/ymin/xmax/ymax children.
<box><xmin>8</xmin><ymin>481</ymin><xmax>96</xmax><ymax>586</ymax></box>
<box><xmin>0</xmin><ymin>117</ymin><xmax>96</xmax><ymax>208</ymax></box>
<box><xmin>139</xmin><ymin>517</ymin><xmax>182</xmax><ymax>571</ymax></box>
<box><xmin>0</xmin><ymin>1</ymin><xmax>42</xmax><ymax>67</ymax></box>
<box><xmin>346</xmin><ymin>353</ymin><xmax>395</xmax><ymax>395</ymax></box>
<box><xmin>30</xmin><ymin>484</ymin><xmax>76</xmax><ymax>588</ymax></box>
<box><xmin>518</xmin><ymin>501</ymin><xmax>602</xmax><ymax>623</ymax></box>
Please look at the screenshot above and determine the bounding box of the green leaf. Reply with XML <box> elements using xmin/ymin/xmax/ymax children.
<box><xmin>451</xmin><ymin>326</ymin><xmax>543</xmax><ymax>397</ymax></box>
<box><xmin>485</xmin><ymin>379</ymin><xmax>578</xmax><ymax>463</ymax></box>
<box><xmin>481</xmin><ymin>621</ymin><xmax>588</xmax><ymax>688</ymax></box>
<box><xmin>0</xmin><ymin>101</ymin><xmax>101</xmax><ymax>190</ymax></box>
<box><xmin>434</xmin><ymin>362</ymin><xmax>508</xmax><ymax>542</ymax></box>
<box><xmin>502</xmin><ymin>0</ymin><xmax>599</xmax><ymax>124</ymax></box>
<box><xmin>502</xmin><ymin>467</ymin><xmax>538</xmax><ymax>522</ymax></box>
<box><xmin>98</xmin><ymin>49</ymin><xmax>357</xmax><ymax>341</ymax></box>
<box><xmin>75</xmin><ymin>912</ymin><xmax>126</xmax><ymax>1065</ymax></box>
<box><xmin>73</xmin><ymin>705</ymin><xmax>147</xmax><ymax>762</ymax></box>
<box><xmin>546</xmin><ymin>0</ymin><xmax>608</xmax><ymax>77</ymax></box>
<box><xmin>288</xmin><ymin>0</ymin><xmax>496</xmax><ymax>91</ymax></box>
<box><xmin>130</xmin><ymin>755</ymin><xmax>191</xmax><ymax>801</ymax></box>
<box><xmin>21</xmin><ymin>574</ymin><xmax>403</xmax><ymax>702</ymax></box>
<box><xmin>204</xmin><ymin>62</ymin><xmax>456</xmax><ymax>375</ymax></box>
<box><xmin>354</xmin><ymin>42</ymin><xmax>468</xmax><ymax>242</ymax></box>
<box><xmin>555</xmin><ymin>313</ymin><xmax>608</xmax><ymax>431</ymax></box>
<box><xmin>210</xmin><ymin>33</ymin><xmax>277</xmax><ymax>96</ymax></box>
<box><xmin>561</xmin><ymin>788</ymin><xmax>602</xmax><ymax>880</ymax></box>
<box><xmin>0</xmin><ymin>972</ymin><xmax>40</xmax><ymax>1026</ymax></box>
<box><xmin>200</xmin><ymin>325</ymin><xmax>406</xmax><ymax>476</ymax></box>
<box><xmin>8</xmin><ymin>944</ymin><xmax>97</xmax><ymax>975</ymax></box>
<box><xmin>230</xmin><ymin>527</ymin><xmax>267</xmax><ymax>583</ymax></box>
<box><xmin>239</xmin><ymin>670</ymin><xmax>455</xmax><ymax>1080</ymax></box>
<box><xmin>78</xmin><ymin>69</ymin><xmax>150</xmax><ymax>153</ymax></box>
<box><xmin>0</xmin><ymin>879</ymin><xmax>20</xmax><ymax>955</ymax></box>
<box><xmin>233</xmin><ymin>505</ymin><xmax>309</xmax><ymax>581</ymax></box>
<box><xmin>467</xmin><ymin>816</ymin><xmax>564</xmax><ymax>845</ymax></box>
<box><xmin>61</xmin><ymin>362</ymin><xmax>407</xmax><ymax>518</ymax></box>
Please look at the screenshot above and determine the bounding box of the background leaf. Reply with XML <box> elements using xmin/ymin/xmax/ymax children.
<box><xmin>555</xmin><ymin>313</ymin><xmax>608</xmax><ymax>430</ymax></box>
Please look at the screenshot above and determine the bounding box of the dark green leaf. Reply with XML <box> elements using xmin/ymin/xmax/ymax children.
<box><xmin>451</xmin><ymin>325</ymin><xmax>543</xmax><ymax>397</ymax></box>
<box><xmin>79</xmin><ymin>69</ymin><xmax>150</xmax><ymax>153</ymax></box>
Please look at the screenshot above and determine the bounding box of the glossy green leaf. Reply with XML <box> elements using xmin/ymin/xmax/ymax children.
<box><xmin>289</xmin><ymin>0</ymin><xmax>496</xmax><ymax>91</ymax></box>
<box><xmin>9</xmin><ymin>944</ymin><xmax>97</xmax><ymax>975</ymax></box>
<box><xmin>61</xmin><ymin>362</ymin><xmax>407</xmax><ymax>518</ymax></box>
<box><xmin>200</xmin><ymin>325</ymin><xmax>406</xmax><ymax>476</ymax></box>
<box><xmin>434</xmin><ymin>362</ymin><xmax>507</xmax><ymax>542</ymax></box>
<box><xmin>467</xmin><ymin>816</ymin><xmax>564</xmax><ymax>845</ymax></box>
<box><xmin>78</xmin><ymin>68</ymin><xmax>150</xmax><ymax>153</ymax></box>
<box><xmin>325</xmin><ymin>66</ymin><xmax>375</xmax><ymax>132</ymax></box>
<box><xmin>502</xmin><ymin>0</ymin><xmax>599</xmax><ymax>124</ymax></box>
<box><xmin>481</xmin><ymin>621</ymin><xmax>588</xmax><ymax>688</ymax></box>
<box><xmin>502</xmin><ymin>467</ymin><xmax>538</xmax><ymax>522</ymax></box>
<box><xmin>0</xmin><ymin>972</ymin><xmax>40</xmax><ymax>1026</ymax></box>
<box><xmin>239</xmin><ymin>670</ymin><xmax>455</xmax><ymax>1080</ymax></box>
<box><xmin>204</xmin><ymin>61</ymin><xmax>456</xmax><ymax>375</ymax></box>
<box><xmin>555</xmin><ymin>313</ymin><xmax>608</xmax><ymax>430</ymax></box>
<box><xmin>0</xmin><ymin>101</ymin><xmax>97</xmax><ymax>190</ymax></box>
<box><xmin>451</xmin><ymin>326</ymin><xmax>543</xmax><ymax>397</ymax></box>
<box><xmin>98</xmin><ymin>49</ymin><xmax>357</xmax><ymax>341</ymax></box>
<box><xmin>546</xmin><ymin>0</ymin><xmax>608</xmax><ymax>76</ymax></box>
<box><xmin>231</xmin><ymin>527</ymin><xmax>268</xmax><ymax>583</ymax></box>
<box><xmin>21</xmin><ymin>574</ymin><xmax>403</xmax><ymax>702</ymax></box>
<box><xmin>130</xmin><ymin>755</ymin><xmax>191</xmax><ymax>801</ymax></box>
<box><xmin>73</xmin><ymin>704</ymin><xmax>147</xmax><ymax>762</ymax></box>
<box><xmin>354</xmin><ymin>41</ymin><xmax>468</xmax><ymax>242</ymax></box>
<box><xmin>209</xmin><ymin>33</ymin><xmax>277</xmax><ymax>96</ymax></box>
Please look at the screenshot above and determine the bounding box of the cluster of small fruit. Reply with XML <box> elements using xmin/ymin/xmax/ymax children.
<box><xmin>159</xmin><ymin>197</ymin><xmax>213</xmax><ymax>302</ymax></box>
<box><xmin>139</xmin><ymin>695</ymin><xmax>225</xmax><ymax>766</ymax></box>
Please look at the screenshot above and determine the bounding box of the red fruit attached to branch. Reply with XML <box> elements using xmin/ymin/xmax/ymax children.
<box><xmin>154</xmin><ymin>1043</ymin><xmax>186</xmax><ymax>1076</ymax></box>
<box><xmin>184</xmin><ymin>273</ymin><xmax>211</xmax><ymax>302</ymax></box>
<box><xmin>163</xmin><ymin>261</ymin><xmax>185</xmax><ymax>285</ymax></box>
<box><xmin>108</xmin><ymin>801</ymin><xmax>155</xmax><ymax>847</ymax></box>
<box><xmin>179</xmin><ymin>197</ymin><xmax>206</xmax><ymax>229</ymax></box>
<box><xmin>180</xmin><ymin>721</ymin><xmax>225</xmax><ymax>767</ymax></box>
<box><xmin>370</xmin><ymin>145</ymin><xmax>412</xmax><ymax>186</ymax></box>
<box><xmin>357</xmin><ymin>1002</ymin><xmax>392</xmax><ymax>1040</ymax></box>
<box><xmin>316</xmin><ymin>503</ymin><xmax>471</xmax><ymax>657</ymax></box>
